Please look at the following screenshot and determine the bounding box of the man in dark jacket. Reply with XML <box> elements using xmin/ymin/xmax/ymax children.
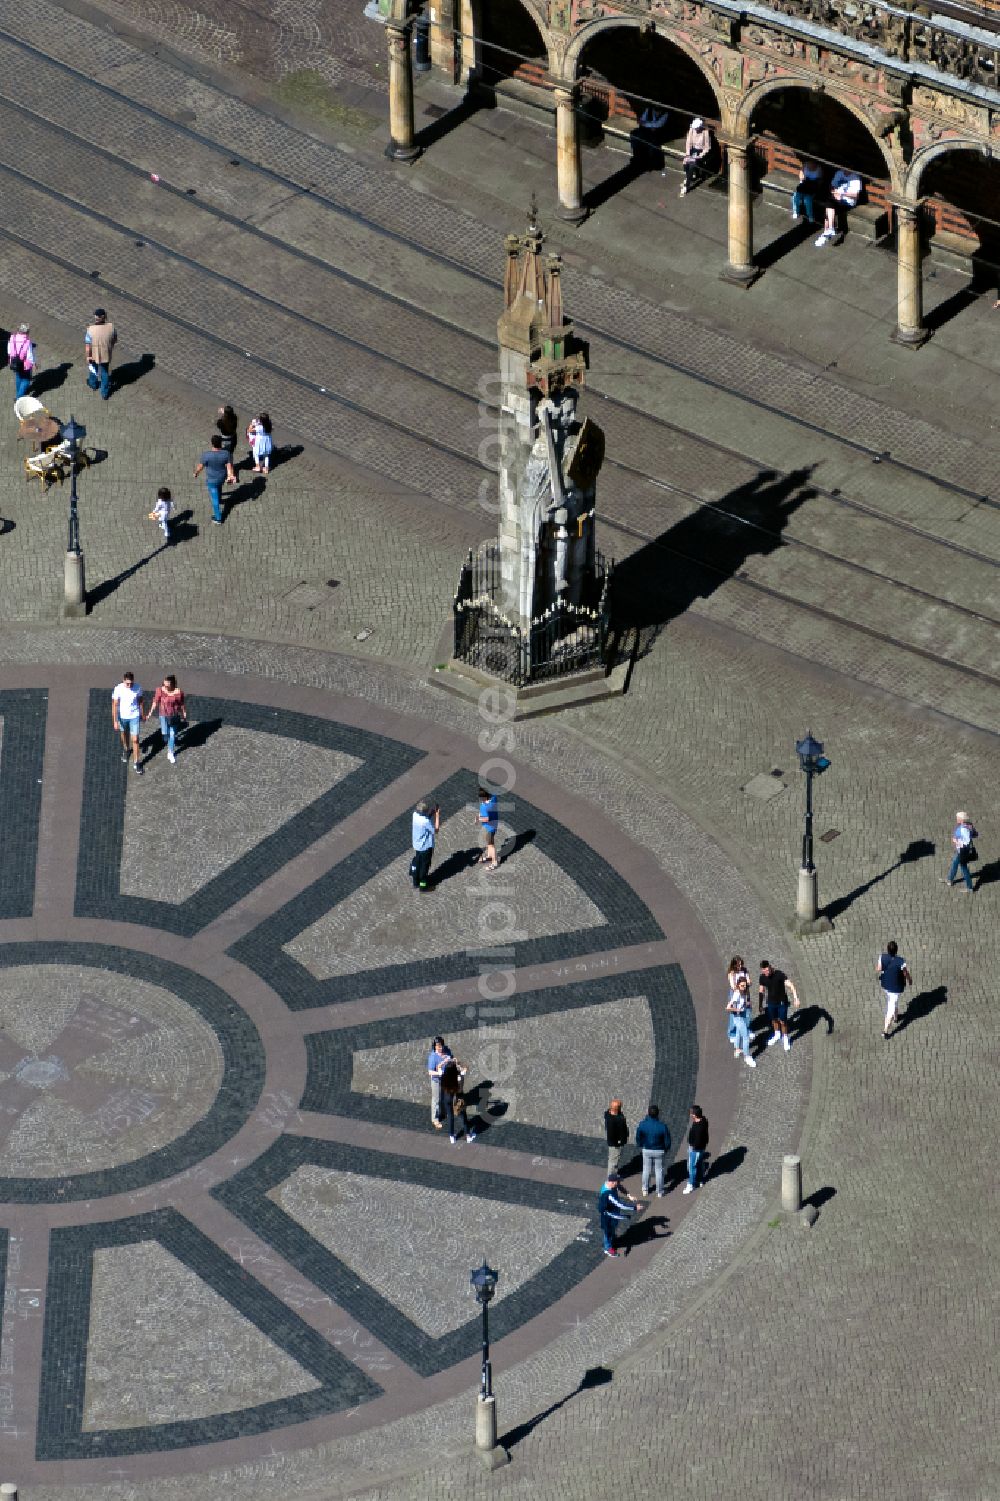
<box><xmin>685</xmin><ymin>1105</ymin><xmax>709</xmax><ymax>1194</ymax></box>
<box><xmin>597</xmin><ymin>1172</ymin><xmax>643</xmax><ymax>1257</ymax></box>
<box><xmin>635</xmin><ymin>1103</ymin><xmax>670</xmax><ymax>1198</ymax></box>
<box><xmin>603</xmin><ymin>1099</ymin><xmax>629</xmax><ymax>1174</ymax></box>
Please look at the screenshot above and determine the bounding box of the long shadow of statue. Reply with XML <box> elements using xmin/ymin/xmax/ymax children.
<box><xmin>606</xmin><ymin>465</ymin><xmax>817</xmax><ymax>677</ymax></box>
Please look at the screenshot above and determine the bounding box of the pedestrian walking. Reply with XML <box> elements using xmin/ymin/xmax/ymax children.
<box><xmin>726</xmin><ymin>955</ymin><xmax>749</xmax><ymax>1052</ymax></box>
<box><xmin>944</xmin><ymin>810</ymin><xmax>978</xmax><ymax>893</ymax></box>
<box><xmin>635</xmin><ymin>1103</ymin><xmax>670</xmax><ymax>1198</ymax></box>
<box><xmin>426</xmin><ymin>1035</ymin><xmax>453</xmax><ymax>1128</ymax></box>
<box><xmin>247</xmin><ymin>412</ymin><xmax>273</xmax><ymax>474</ymax></box>
<box><xmin>727</xmin><ymin>973</ymin><xmax>756</xmax><ymax>1068</ymax></box>
<box><xmin>604</xmin><ymin>1099</ymin><xmax>629</xmax><ymax>1173</ymax></box>
<box><xmin>684</xmin><ymin>1105</ymin><xmax>709</xmax><ymax>1194</ymax></box>
<box><xmin>477</xmin><ymin>785</ymin><xmax>499</xmax><ymax>870</ymax></box>
<box><xmin>145</xmin><ymin>672</ymin><xmax>187</xmax><ymax>765</ymax></box>
<box><xmin>439</xmin><ymin>1057</ymin><xmax>476</xmax><ymax>1144</ymax></box>
<box><xmin>877</xmin><ymin>940</ymin><xmax>911</xmax><ymax>1038</ymax></box>
<box><xmin>7</xmin><ymin>323</ymin><xmax>35</xmax><ymax>399</ymax></box>
<box><xmin>758</xmin><ymin>960</ymin><xmax>800</xmax><ymax>1053</ymax></box>
<box><xmin>85</xmin><ymin>308</ymin><xmax>117</xmax><ymax>400</ymax></box>
<box><xmin>216</xmin><ymin>404</ymin><xmax>239</xmax><ymax>466</ymax></box>
<box><xmin>111</xmin><ymin>671</ymin><xmax>145</xmax><ymax>776</ymax></box>
<box><xmin>193</xmin><ymin>434</ymin><xmax>236</xmax><ymax>526</ymax></box>
<box><xmin>148</xmin><ymin>486</ymin><xmax>174</xmax><ymax>542</ymax></box>
<box><xmin>597</xmin><ymin>1172</ymin><xmax>643</xmax><ymax>1258</ymax></box>
<box><xmin>679</xmin><ymin>116</ymin><xmax>712</xmax><ymax>196</ymax></box>
<box><xmin>410</xmin><ymin>799</ymin><xmax>440</xmax><ymax>891</ymax></box>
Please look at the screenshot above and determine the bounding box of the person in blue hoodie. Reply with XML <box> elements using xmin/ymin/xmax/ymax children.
<box><xmin>635</xmin><ymin>1103</ymin><xmax>670</xmax><ymax>1198</ymax></box>
<box><xmin>597</xmin><ymin>1173</ymin><xmax>643</xmax><ymax>1258</ymax></box>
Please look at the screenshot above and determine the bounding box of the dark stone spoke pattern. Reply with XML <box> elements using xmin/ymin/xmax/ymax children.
<box><xmin>214</xmin><ymin>1137</ymin><xmax>602</xmax><ymax>1378</ymax></box>
<box><xmin>75</xmin><ymin>691</ymin><xmax>423</xmax><ymax>935</ymax></box>
<box><xmin>0</xmin><ymin>680</ymin><xmax>702</xmax><ymax>1467</ymax></box>
<box><xmin>0</xmin><ymin>690</ymin><xmax>47</xmax><ymax>917</ymax></box>
<box><xmin>231</xmin><ymin>769</ymin><xmax>663</xmax><ymax>1007</ymax></box>
<box><xmin>38</xmin><ymin>1207</ymin><xmax>383</xmax><ymax>1458</ymax></box>
<box><xmin>301</xmin><ymin>966</ymin><xmax>697</xmax><ymax>1167</ymax></box>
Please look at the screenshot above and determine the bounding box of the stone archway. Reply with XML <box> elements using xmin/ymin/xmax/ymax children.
<box><xmin>740</xmin><ymin>78</ymin><xmax>897</xmax><ymax>190</ymax></box>
<box><xmin>572</xmin><ymin>22</ymin><xmax>721</xmax><ymax>151</ymax></box>
<box><xmin>469</xmin><ymin>0</ymin><xmax>551</xmax><ymax>91</ymax></box>
<box><xmin>909</xmin><ymin>141</ymin><xmax>1000</xmax><ymax>289</ymax></box>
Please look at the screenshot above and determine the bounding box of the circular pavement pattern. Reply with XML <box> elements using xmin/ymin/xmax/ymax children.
<box><xmin>0</xmin><ymin>663</ymin><xmax>746</xmax><ymax>1487</ymax></box>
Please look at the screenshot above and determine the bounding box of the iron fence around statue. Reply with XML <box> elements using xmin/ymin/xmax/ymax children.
<box><xmin>453</xmin><ymin>543</ymin><xmax>611</xmax><ymax>686</ymax></box>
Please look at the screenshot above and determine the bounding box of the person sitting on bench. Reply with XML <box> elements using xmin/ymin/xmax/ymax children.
<box><xmin>815</xmin><ymin>170</ymin><xmax>862</xmax><ymax>247</ymax></box>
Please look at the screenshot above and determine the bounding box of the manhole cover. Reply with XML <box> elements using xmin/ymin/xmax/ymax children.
<box><xmin>742</xmin><ymin>773</ymin><xmax>786</xmax><ymax>802</ymax></box>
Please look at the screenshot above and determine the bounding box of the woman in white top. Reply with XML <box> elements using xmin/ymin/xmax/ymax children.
<box><xmin>681</xmin><ymin>118</ymin><xmax>712</xmax><ymax>196</ymax></box>
<box><xmin>726</xmin><ymin>955</ymin><xmax>748</xmax><ymax>1053</ymax></box>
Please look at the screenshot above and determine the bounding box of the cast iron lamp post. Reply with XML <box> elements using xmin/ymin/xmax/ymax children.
<box><xmin>470</xmin><ymin>1261</ymin><xmax>508</xmax><ymax>1468</ymax></box>
<box><xmin>61</xmin><ymin>415</ymin><xmax>87</xmax><ymax>617</ymax></box>
<box><xmin>795</xmin><ymin>730</ymin><xmax>831</xmax><ymax>931</ymax></box>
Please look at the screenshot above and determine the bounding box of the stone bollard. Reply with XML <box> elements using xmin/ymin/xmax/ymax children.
<box><xmin>781</xmin><ymin>1154</ymin><xmax>802</xmax><ymax>1214</ymax></box>
<box><xmin>1</xmin><ymin>1482</ymin><xmax>18</xmax><ymax>1499</ymax></box>
<box><xmin>474</xmin><ymin>1395</ymin><xmax>509</xmax><ymax>1470</ymax></box>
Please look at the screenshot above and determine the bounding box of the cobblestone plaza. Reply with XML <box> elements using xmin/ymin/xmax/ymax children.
<box><xmin>0</xmin><ymin>2</ymin><xmax>995</xmax><ymax>1498</ymax></box>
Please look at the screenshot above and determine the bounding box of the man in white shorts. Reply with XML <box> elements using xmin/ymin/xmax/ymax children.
<box><xmin>112</xmin><ymin>671</ymin><xmax>145</xmax><ymax>776</ymax></box>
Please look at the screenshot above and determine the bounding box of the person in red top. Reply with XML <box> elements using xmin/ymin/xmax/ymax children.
<box><xmin>145</xmin><ymin>673</ymin><xmax>187</xmax><ymax>765</ymax></box>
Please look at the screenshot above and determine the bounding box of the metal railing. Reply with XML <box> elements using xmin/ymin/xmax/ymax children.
<box><xmin>453</xmin><ymin>543</ymin><xmax>611</xmax><ymax>686</ymax></box>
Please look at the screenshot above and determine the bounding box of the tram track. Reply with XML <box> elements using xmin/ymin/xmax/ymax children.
<box><xmin>0</xmin><ymin>158</ymin><xmax>996</xmax><ymax>687</ymax></box>
<box><xmin>0</xmin><ymin>19</ymin><xmax>994</xmax><ymax>694</ymax></box>
<box><xmin>0</xmin><ymin>16</ymin><xmax>997</xmax><ymax>514</ymax></box>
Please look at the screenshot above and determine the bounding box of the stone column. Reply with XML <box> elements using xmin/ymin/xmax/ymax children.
<box><xmin>386</xmin><ymin>21</ymin><xmax>421</xmax><ymax>162</ymax></box>
<box><xmin>894</xmin><ymin>200</ymin><xmax>927</xmax><ymax>347</ymax></box>
<box><xmin>554</xmin><ymin>86</ymin><xmax>587</xmax><ymax>225</ymax></box>
<box><xmin>719</xmin><ymin>137</ymin><xmax>758</xmax><ymax>287</ymax></box>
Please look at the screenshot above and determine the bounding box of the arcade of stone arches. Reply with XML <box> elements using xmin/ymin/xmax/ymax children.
<box><xmin>379</xmin><ymin>0</ymin><xmax>1000</xmax><ymax>345</ymax></box>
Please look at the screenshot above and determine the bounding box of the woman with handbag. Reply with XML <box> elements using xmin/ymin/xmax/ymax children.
<box><xmin>146</xmin><ymin>673</ymin><xmax>188</xmax><ymax>766</ymax></box>
<box><xmin>439</xmin><ymin>1058</ymin><xmax>476</xmax><ymax>1145</ymax></box>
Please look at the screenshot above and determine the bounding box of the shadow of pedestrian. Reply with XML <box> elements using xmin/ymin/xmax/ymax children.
<box><xmin>704</xmin><ymin>1145</ymin><xmax>746</xmax><ymax>1182</ymax></box>
<box><xmin>821</xmin><ymin>837</ymin><xmax>935</xmax><ymax>922</ymax></box>
<box><xmin>894</xmin><ymin>984</ymin><xmax>947</xmax><ymax>1036</ymax></box>
<box><xmin>225</xmin><ymin>475</ymin><xmax>267</xmax><ymax>513</ymax></box>
<box><xmin>177</xmin><ymin>717</ymin><xmax>223</xmax><ymax>753</ymax></box>
<box><xmin>606</xmin><ymin>467</ymin><xmax>816</xmax><ymax>678</ymax></box>
<box><xmin>32</xmin><ymin>362</ymin><xmax>73</xmax><ymax>399</ymax></box>
<box><xmin>269</xmin><ymin>443</ymin><xmax>304</xmax><ymax>471</ymax></box>
<box><xmin>501</xmin><ymin>1366</ymin><xmax>613</xmax><ymax>1451</ymax></box>
<box><xmin>428</xmin><ymin>847</ymin><xmax>478</xmax><ymax>888</ymax></box>
<box><xmin>619</xmin><ymin>1213</ymin><xmax>669</xmax><ymax>1253</ymax></box>
<box><xmin>972</xmin><ymin>857</ymin><xmax>999</xmax><ymax>890</ymax></box>
<box><xmin>112</xmin><ymin>352</ymin><xmax>155</xmax><ymax>391</ymax></box>
<box><xmin>498</xmin><ymin>828</ymin><xmax>536</xmax><ymax>865</ymax></box>
<box><xmin>87</xmin><ymin>521</ymin><xmax>198</xmax><ymax>607</ymax></box>
<box><xmin>791</xmin><ymin>1003</ymin><xmax>834</xmax><ymax>1039</ymax></box>
<box><xmin>0</xmin><ymin>517</ymin><xmax>15</xmax><ymax>537</ymax></box>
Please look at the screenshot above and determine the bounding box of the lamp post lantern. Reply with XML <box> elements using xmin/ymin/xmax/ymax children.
<box><xmin>470</xmin><ymin>1261</ymin><xmax>508</xmax><ymax>1469</ymax></box>
<box><xmin>61</xmin><ymin>415</ymin><xmax>87</xmax><ymax>618</ymax></box>
<box><xmin>794</xmin><ymin>730</ymin><xmax>832</xmax><ymax>932</ymax></box>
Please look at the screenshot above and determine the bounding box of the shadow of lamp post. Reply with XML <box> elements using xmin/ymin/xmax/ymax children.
<box><xmin>795</xmin><ymin>730</ymin><xmax>832</xmax><ymax>934</ymax></box>
<box><xmin>470</xmin><ymin>1260</ymin><xmax>509</xmax><ymax>1469</ymax></box>
<box><xmin>61</xmin><ymin>415</ymin><xmax>87</xmax><ymax>618</ymax></box>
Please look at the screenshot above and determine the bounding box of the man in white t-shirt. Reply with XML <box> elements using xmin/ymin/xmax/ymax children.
<box><xmin>112</xmin><ymin>671</ymin><xmax>145</xmax><ymax>776</ymax></box>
